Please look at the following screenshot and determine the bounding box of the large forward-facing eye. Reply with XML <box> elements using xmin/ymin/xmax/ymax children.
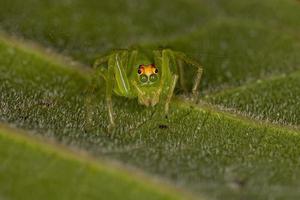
<box><xmin>149</xmin><ymin>74</ymin><xmax>158</xmax><ymax>82</ymax></box>
<box><xmin>138</xmin><ymin>65</ymin><xmax>144</xmax><ymax>75</ymax></box>
<box><xmin>140</xmin><ymin>74</ymin><xmax>148</xmax><ymax>83</ymax></box>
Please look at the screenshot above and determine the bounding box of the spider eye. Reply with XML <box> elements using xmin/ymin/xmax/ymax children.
<box><xmin>140</xmin><ymin>74</ymin><xmax>148</xmax><ymax>83</ymax></box>
<box><xmin>154</xmin><ymin>68</ymin><xmax>158</xmax><ymax>73</ymax></box>
<box><xmin>137</xmin><ymin>69</ymin><xmax>142</xmax><ymax>74</ymax></box>
<box><xmin>149</xmin><ymin>74</ymin><xmax>158</xmax><ymax>82</ymax></box>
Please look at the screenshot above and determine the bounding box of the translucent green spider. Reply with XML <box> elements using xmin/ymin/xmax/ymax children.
<box><xmin>93</xmin><ymin>49</ymin><xmax>203</xmax><ymax>128</ymax></box>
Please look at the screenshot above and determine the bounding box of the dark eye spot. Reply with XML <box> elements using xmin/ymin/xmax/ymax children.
<box><xmin>138</xmin><ymin>69</ymin><xmax>142</xmax><ymax>74</ymax></box>
<box><xmin>155</xmin><ymin>68</ymin><xmax>158</xmax><ymax>73</ymax></box>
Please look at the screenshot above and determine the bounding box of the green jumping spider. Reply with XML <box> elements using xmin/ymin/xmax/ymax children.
<box><xmin>93</xmin><ymin>49</ymin><xmax>203</xmax><ymax>129</ymax></box>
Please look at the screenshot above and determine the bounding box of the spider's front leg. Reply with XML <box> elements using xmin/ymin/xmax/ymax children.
<box><xmin>106</xmin><ymin>57</ymin><xmax>116</xmax><ymax>129</ymax></box>
<box><xmin>162</xmin><ymin>50</ymin><xmax>203</xmax><ymax>102</ymax></box>
<box><xmin>94</xmin><ymin>50</ymin><xmax>138</xmax><ymax>130</ymax></box>
<box><xmin>174</xmin><ymin>51</ymin><xmax>203</xmax><ymax>102</ymax></box>
<box><xmin>159</xmin><ymin>50</ymin><xmax>179</xmax><ymax>116</ymax></box>
<box><xmin>165</xmin><ymin>74</ymin><xmax>179</xmax><ymax>115</ymax></box>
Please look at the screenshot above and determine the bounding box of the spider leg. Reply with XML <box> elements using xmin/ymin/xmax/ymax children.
<box><xmin>127</xmin><ymin>50</ymin><xmax>138</xmax><ymax>74</ymax></box>
<box><xmin>92</xmin><ymin>51</ymin><xmax>135</xmax><ymax>130</ymax></box>
<box><xmin>131</xmin><ymin>80</ymin><xmax>148</xmax><ymax>105</ymax></box>
<box><xmin>192</xmin><ymin>66</ymin><xmax>203</xmax><ymax>99</ymax></box>
<box><xmin>165</xmin><ymin>74</ymin><xmax>179</xmax><ymax>115</ymax></box>
<box><xmin>161</xmin><ymin>50</ymin><xmax>179</xmax><ymax>116</ymax></box>
<box><xmin>105</xmin><ymin>54</ymin><xmax>117</xmax><ymax>129</ymax></box>
<box><xmin>153</xmin><ymin>50</ymin><xmax>163</xmax><ymax>95</ymax></box>
<box><xmin>173</xmin><ymin>51</ymin><xmax>203</xmax><ymax>102</ymax></box>
<box><xmin>177</xmin><ymin>59</ymin><xmax>188</xmax><ymax>93</ymax></box>
<box><xmin>164</xmin><ymin>50</ymin><xmax>188</xmax><ymax>93</ymax></box>
<box><xmin>90</xmin><ymin>55</ymin><xmax>110</xmax><ymax>97</ymax></box>
<box><xmin>106</xmin><ymin>50</ymin><xmax>132</xmax><ymax>129</ymax></box>
<box><xmin>153</xmin><ymin>50</ymin><xmax>162</xmax><ymax>67</ymax></box>
<box><xmin>93</xmin><ymin>55</ymin><xmax>110</xmax><ymax>81</ymax></box>
<box><xmin>92</xmin><ymin>53</ymin><xmax>117</xmax><ymax>129</ymax></box>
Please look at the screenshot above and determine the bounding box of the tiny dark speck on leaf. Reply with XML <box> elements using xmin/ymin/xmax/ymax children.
<box><xmin>158</xmin><ymin>124</ymin><xmax>168</xmax><ymax>129</ymax></box>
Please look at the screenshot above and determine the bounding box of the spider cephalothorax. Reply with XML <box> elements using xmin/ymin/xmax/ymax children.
<box><xmin>93</xmin><ymin>49</ymin><xmax>203</xmax><ymax>129</ymax></box>
<box><xmin>137</xmin><ymin>64</ymin><xmax>159</xmax><ymax>85</ymax></box>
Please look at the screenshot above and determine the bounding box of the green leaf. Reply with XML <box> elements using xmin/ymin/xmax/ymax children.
<box><xmin>0</xmin><ymin>125</ymin><xmax>187</xmax><ymax>200</ymax></box>
<box><xmin>1</xmin><ymin>0</ymin><xmax>300</xmax><ymax>199</ymax></box>
<box><xmin>207</xmin><ymin>72</ymin><xmax>300</xmax><ymax>127</ymax></box>
<box><xmin>1</xmin><ymin>32</ymin><xmax>300</xmax><ymax>199</ymax></box>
